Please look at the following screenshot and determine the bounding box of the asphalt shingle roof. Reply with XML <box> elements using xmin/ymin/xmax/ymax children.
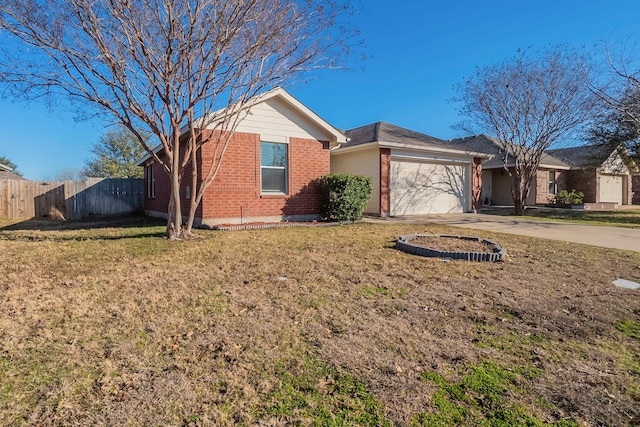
<box><xmin>448</xmin><ymin>135</ymin><xmax>571</xmax><ymax>169</ymax></box>
<box><xmin>546</xmin><ymin>144</ymin><xmax>614</xmax><ymax>168</ymax></box>
<box><xmin>344</xmin><ymin>122</ymin><xmax>457</xmax><ymax>151</ymax></box>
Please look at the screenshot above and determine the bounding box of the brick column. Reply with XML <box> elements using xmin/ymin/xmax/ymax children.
<box><xmin>472</xmin><ymin>157</ymin><xmax>482</xmax><ymax>212</ymax></box>
<box><xmin>380</xmin><ymin>148</ymin><xmax>391</xmax><ymax>216</ymax></box>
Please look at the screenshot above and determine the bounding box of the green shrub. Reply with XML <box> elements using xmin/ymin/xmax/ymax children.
<box><xmin>556</xmin><ymin>189</ymin><xmax>584</xmax><ymax>205</ymax></box>
<box><xmin>318</xmin><ymin>173</ymin><xmax>372</xmax><ymax>221</ymax></box>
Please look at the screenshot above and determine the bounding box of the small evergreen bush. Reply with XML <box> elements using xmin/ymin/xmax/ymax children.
<box><xmin>556</xmin><ymin>189</ymin><xmax>584</xmax><ymax>205</ymax></box>
<box><xmin>318</xmin><ymin>173</ymin><xmax>372</xmax><ymax>221</ymax></box>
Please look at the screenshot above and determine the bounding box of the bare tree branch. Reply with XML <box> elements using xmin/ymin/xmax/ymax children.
<box><xmin>0</xmin><ymin>0</ymin><xmax>359</xmax><ymax>238</ymax></box>
<box><xmin>454</xmin><ymin>46</ymin><xmax>597</xmax><ymax>215</ymax></box>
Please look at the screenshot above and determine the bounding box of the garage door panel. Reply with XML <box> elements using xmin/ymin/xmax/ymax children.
<box><xmin>391</xmin><ymin>160</ymin><xmax>469</xmax><ymax>215</ymax></box>
<box><xmin>600</xmin><ymin>175</ymin><xmax>623</xmax><ymax>204</ymax></box>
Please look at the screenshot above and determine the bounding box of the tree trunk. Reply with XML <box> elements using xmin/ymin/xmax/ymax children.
<box><xmin>184</xmin><ymin>143</ymin><xmax>199</xmax><ymax>236</ymax></box>
<box><xmin>512</xmin><ymin>174</ymin><xmax>526</xmax><ymax>215</ymax></box>
<box><xmin>166</xmin><ymin>131</ymin><xmax>184</xmax><ymax>239</ymax></box>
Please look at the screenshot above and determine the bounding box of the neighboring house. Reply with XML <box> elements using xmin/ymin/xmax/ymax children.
<box><xmin>449</xmin><ymin>135</ymin><xmax>571</xmax><ymax>206</ymax></box>
<box><xmin>331</xmin><ymin>122</ymin><xmax>490</xmax><ymax>216</ymax></box>
<box><xmin>449</xmin><ymin>135</ymin><xmax>638</xmax><ymax>207</ymax></box>
<box><xmin>0</xmin><ymin>162</ymin><xmax>26</xmax><ymax>180</ymax></box>
<box><xmin>139</xmin><ymin>88</ymin><xmax>346</xmax><ymax>226</ymax></box>
<box><xmin>548</xmin><ymin>144</ymin><xmax>637</xmax><ymax>206</ymax></box>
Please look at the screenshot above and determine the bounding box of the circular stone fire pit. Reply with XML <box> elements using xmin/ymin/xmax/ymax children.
<box><xmin>396</xmin><ymin>234</ymin><xmax>506</xmax><ymax>262</ymax></box>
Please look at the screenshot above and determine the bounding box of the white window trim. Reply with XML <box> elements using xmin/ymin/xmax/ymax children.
<box><xmin>548</xmin><ymin>171</ymin><xmax>556</xmax><ymax>195</ymax></box>
<box><xmin>146</xmin><ymin>164</ymin><xmax>155</xmax><ymax>199</ymax></box>
<box><xmin>260</xmin><ymin>140</ymin><xmax>289</xmax><ymax>195</ymax></box>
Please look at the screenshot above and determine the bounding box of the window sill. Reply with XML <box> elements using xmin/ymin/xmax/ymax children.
<box><xmin>260</xmin><ymin>193</ymin><xmax>288</xmax><ymax>199</ymax></box>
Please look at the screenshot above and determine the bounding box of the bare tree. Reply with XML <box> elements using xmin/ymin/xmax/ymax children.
<box><xmin>54</xmin><ymin>168</ymin><xmax>86</xmax><ymax>181</ymax></box>
<box><xmin>589</xmin><ymin>42</ymin><xmax>640</xmax><ymax>161</ymax></box>
<box><xmin>455</xmin><ymin>47</ymin><xmax>597</xmax><ymax>215</ymax></box>
<box><xmin>0</xmin><ymin>0</ymin><xmax>357</xmax><ymax>238</ymax></box>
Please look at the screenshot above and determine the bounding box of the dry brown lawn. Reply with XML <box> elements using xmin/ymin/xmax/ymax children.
<box><xmin>0</xmin><ymin>217</ymin><xmax>639</xmax><ymax>426</ymax></box>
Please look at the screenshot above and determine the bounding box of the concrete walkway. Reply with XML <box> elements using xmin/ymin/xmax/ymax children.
<box><xmin>366</xmin><ymin>213</ymin><xmax>640</xmax><ymax>253</ymax></box>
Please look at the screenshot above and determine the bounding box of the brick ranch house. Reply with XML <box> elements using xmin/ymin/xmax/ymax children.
<box><xmin>139</xmin><ymin>89</ymin><xmax>491</xmax><ymax>225</ymax></box>
<box><xmin>139</xmin><ymin>88</ymin><xmax>346</xmax><ymax>226</ymax></box>
<box><xmin>450</xmin><ymin>135</ymin><xmax>639</xmax><ymax>208</ymax></box>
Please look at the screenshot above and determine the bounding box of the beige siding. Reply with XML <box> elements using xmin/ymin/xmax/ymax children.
<box><xmin>331</xmin><ymin>148</ymin><xmax>380</xmax><ymax>214</ymax></box>
<box><xmin>230</xmin><ymin>97</ymin><xmax>332</xmax><ymax>142</ymax></box>
<box><xmin>481</xmin><ymin>170</ymin><xmax>492</xmax><ymax>205</ymax></box>
<box><xmin>491</xmin><ymin>171</ymin><xmax>513</xmax><ymax>205</ymax></box>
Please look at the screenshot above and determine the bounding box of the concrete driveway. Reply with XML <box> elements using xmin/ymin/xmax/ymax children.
<box><xmin>366</xmin><ymin>213</ymin><xmax>640</xmax><ymax>253</ymax></box>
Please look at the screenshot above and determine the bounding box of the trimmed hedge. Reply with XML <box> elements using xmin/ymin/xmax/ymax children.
<box><xmin>318</xmin><ymin>173</ymin><xmax>372</xmax><ymax>221</ymax></box>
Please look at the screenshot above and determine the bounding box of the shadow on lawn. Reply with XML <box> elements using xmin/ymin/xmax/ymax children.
<box><xmin>0</xmin><ymin>214</ymin><xmax>167</xmax><ymax>240</ymax></box>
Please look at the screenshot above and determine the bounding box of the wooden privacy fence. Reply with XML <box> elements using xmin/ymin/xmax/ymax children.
<box><xmin>0</xmin><ymin>178</ymin><xmax>144</xmax><ymax>220</ymax></box>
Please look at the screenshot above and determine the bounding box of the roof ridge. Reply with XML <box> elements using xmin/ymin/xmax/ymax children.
<box><xmin>374</xmin><ymin>121</ymin><xmax>382</xmax><ymax>141</ymax></box>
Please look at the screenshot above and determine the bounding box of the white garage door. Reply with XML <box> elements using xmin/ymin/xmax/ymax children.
<box><xmin>599</xmin><ymin>174</ymin><xmax>623</xmax><ymax>204</ymax></box>
<box><xmin>390</xmin><ymin>160</ymin><xmax>469</xmax><ymax>215</ymax></box>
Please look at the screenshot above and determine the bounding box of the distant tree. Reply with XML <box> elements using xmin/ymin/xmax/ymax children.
<box><xmin>0</xmin><ymin>155</ymin><xmax>22</xmax><ymax>176</ymax></box>
<box><xmin>588</xmin><ymin>88</ymin><xmax>640</xmax><ymax>163</ymax></box>
<box><xmin>455</xmin><ymin>47</ymin><xmax>597</xmax><ymax>215</ymax></box>
<box><xmin>83</xmin><ymin>127</ymin><xmax>147</xmax><ymax>178</ymax></box>
<box><xmin>589</xmin><ymin>42</ymin><xmax>640</xmax><ymax>163</ymax></box>
<box><xmin>54</xmin><ymin>168</ymin><xmax>85</xmax><ymax>181</ymax></box>
<box><xmin>0</xmin><ymin>0</ymin><xmax>358</xmax><ymax>239</ymax></box>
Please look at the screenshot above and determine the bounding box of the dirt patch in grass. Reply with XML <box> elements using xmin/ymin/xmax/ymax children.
<box><xmin>1</xmin><ymin>218</ymin><xmax>639</xmax><ymax>426</ymax></box>
<box><xmin>408</xmin><ymin>235</ymin><xmax>497</xmax><ymax>253</ymax></box>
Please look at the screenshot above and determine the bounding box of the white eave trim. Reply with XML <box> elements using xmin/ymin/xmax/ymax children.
<box><xmin>137</xmin><ymin>88</ymin><xmax>346</xmax><ymax>166</ymax></box>
<box><xmin>484</xmin><ymin>162</ymin><xmax>572</xmax><ymax>171</ymax></box>
<box><xmin>137</xmin><ymin>143</ymin><xmax>163</xmax><ymax>166</ymax></box>
<box><xmin>331</xmin><ymin>140</ymin><xmax>494</xmax><ymax>159</ymax></box>
<box><xmin>197</xmin><ymin>87</ymin><xmax>346</xmax><ymax>144</ymax></box>
<box><xmin>254</xmin><ymin>88</ymin><xmax>346</xmax><ymax>144</ymax></box>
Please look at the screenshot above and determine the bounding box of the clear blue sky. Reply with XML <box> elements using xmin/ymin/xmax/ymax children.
<box><xmin>1</xmin><ymin>0</ymin><xmax>639</xmax><ymax>180</ymax></box>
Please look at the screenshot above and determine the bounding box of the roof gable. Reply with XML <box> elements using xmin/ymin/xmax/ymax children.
<box><xmin>139</xmin><ymin>87</ymin><xmax>345</xmax><ymax>165</ymax></box>
<box><xmin>547</xmin><ymin>144</ymin><xmax>638</xmax><ymax>173</ymax></box>
<box><xmin>547</xmin><ymin>145</ymin><xmax>611</xmax><ymax>168</ymax></box>
<box><xmin>204</xmin><ymin>87</ymin><xmax>346</xmax><ymax>145</ymax></box>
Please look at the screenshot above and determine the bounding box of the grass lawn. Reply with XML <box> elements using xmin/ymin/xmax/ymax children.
<box><xmin>481</xmin><ymin>206</ymin><xmax>640</xmax><ymax>228</ymax></box>
<box><xmin>1</xmin><ymin>216</ymin><xmax>639</xmax><ymax>426</ymax></box>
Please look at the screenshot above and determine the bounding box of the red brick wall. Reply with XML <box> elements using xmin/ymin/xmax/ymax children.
<box><xmin>472</xmin><ymin>158</ymin><xmax>482</xmax><ymax>211</ymax></box>
<box><xmin>144</xmin><ymin>161</ymin><xmax>171</xmax><ymax>216</ymax></box>
<box><xmin>566</xmin><ymin>169</ymin><xmax>598</xmax><ymax>203</ymax></box>
<box><xmin>533</xmin><ymin>169</ymin><xmax>568</xmax><ymax>204</ymax></box>
<box><xmin>199</xmin><ymin>131</ymin><xmax>330</xmax><ymax>222</ymax></box>
<box><xmin>625</xmin><ymin>174</ymin><xmax>633</xmax><ymax>205</ymax></box>
<box><xmin>379</xmin><ymin>148</ymin><xmax>391</xmax><ymax>216</ymax></box>
<box><xmin>633</xmin><ymin>175</ymin><xmax>640</xmax><ymax>205</ymax></box>
<box><xmin>143</xmin><ymin>132</ymin><xmax>330</xmax><ymax>223</ymax></box>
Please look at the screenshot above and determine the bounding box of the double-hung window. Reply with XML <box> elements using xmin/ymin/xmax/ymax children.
<box><xmin>146</xmin><ymin>164</ymin><xmax>155</xmax><ymax>199</ymax></box>
<box><xmin>548</xmin><ymin>171</ymin><xmax>556</xmax><ymax>195</ymax></box>
<box><xmin>260</xmin><ymin>142</ymin><xmax>288</xmax><ymax>194</ymax></box>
